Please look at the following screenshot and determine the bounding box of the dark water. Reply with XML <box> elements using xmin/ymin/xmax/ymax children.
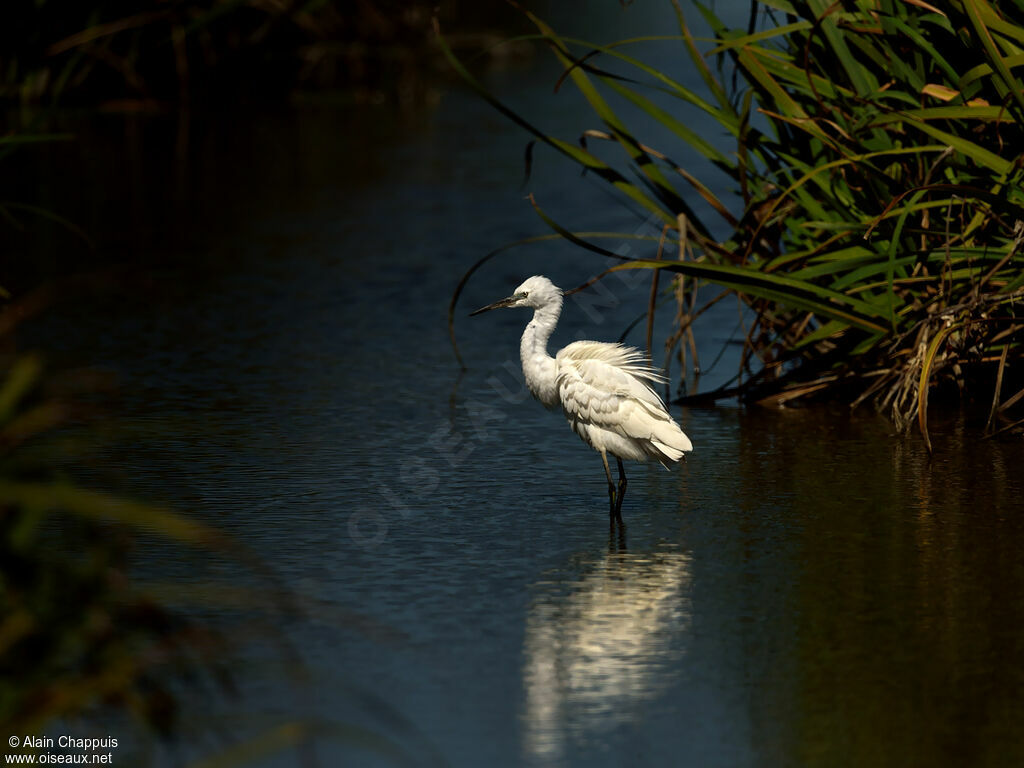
<box><xmin>9</xmin><ymin>4</ymin><xmax>1024</xmax><ymax>767</ymax></box>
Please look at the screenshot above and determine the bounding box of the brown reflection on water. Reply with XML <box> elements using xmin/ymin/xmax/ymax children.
<box><xmin>734</xmin><ymin>407</ymin><xmax>1024</xmax><ymax>767</ymax></box>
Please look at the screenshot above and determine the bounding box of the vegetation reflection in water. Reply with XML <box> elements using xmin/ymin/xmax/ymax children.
<box><xmin>725</xmin><ymin>408</ymin><xmax>1024</xmax><ymax>767</ymax></box>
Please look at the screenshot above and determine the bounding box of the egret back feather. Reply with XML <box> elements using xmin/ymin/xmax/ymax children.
<box><xmin>556</xmin><ymin>341</ymin><xmax>692</xmax><ymax>468</ymax></box>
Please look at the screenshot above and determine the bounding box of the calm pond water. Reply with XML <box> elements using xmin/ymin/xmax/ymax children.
<box><xmin>9</xmin><ymin>4</ymin><xmax>1024</xmax><ymax>767</ymax></box>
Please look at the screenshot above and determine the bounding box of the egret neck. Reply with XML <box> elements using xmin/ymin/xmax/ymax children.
<box><xmin>520</xmin><ymin>293</ymin><xmax>562</xmax><ymax>409</ymax></box>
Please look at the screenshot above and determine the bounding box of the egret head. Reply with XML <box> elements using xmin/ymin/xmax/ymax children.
<box><xmin>470</xmin><ymin>275</ymin><xmax>563</xmax><ymax>316</ymax></box>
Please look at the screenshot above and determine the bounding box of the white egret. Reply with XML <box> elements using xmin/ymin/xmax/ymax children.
<box><xmin>470</xmin><ymin>275</ymin><xmax>692</xmax><ymax>521</ymax></box>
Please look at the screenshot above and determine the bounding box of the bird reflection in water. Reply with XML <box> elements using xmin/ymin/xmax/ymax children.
<box><xmin>520</xmin><ymin>543</ymin><xmax>692</xmax><ymax>764</ymax></box>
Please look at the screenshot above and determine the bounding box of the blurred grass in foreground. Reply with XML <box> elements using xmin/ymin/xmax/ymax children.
<box><xmin>0</xmin><ymin>342</ymin><xmax>230</xmax><ymax>743</ymax></box>
<box><xmin>0</xmin><ymin>132</ymin><xmax>441</xmax><ymax>764</ymax></box>
<box><xmin>0</xmin><ymin>331</ymin><xmax>435</xmax><ymax>765</ymax></box>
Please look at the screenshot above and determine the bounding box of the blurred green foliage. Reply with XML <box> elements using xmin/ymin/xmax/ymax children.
<box><xmin>0</xmin><ymin>0</ymin><xmax>521</xmax><ymax>106</ymax></box>
<box><xmin>0</xmin><ymin>346</ymin><xmax>229</xmax><ymax>743</ymax></box>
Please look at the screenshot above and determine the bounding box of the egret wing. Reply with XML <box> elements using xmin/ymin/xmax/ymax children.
<box><xmin>556</xmin><ymin>341</ymin><xmax>664</xmax><ymax>415</ymax></box>
<box><xmin>555</xmin><ymin>341</ymin><xmax>692</xmax><ymax>464</ymax></box>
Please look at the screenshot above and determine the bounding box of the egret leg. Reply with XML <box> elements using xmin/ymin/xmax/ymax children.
<box><xmin>615</xmin><ymin>458</ymin><xmax>627</xmax><ymax>519</ymax></box>
<box><xmin>599</xmin><ymin>450</ymin><xmax>617</xmax><ymax>518</ymax></box>
<box><xmin>609</xmin><ymin>518</ymin><xmax>627</xmax><ymax>552</ymax></box>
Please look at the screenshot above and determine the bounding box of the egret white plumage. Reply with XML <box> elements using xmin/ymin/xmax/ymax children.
<box><xmin>470</xmin><ymin>275</ymin><xmax>692</xmax><ymax>521</ymax></box>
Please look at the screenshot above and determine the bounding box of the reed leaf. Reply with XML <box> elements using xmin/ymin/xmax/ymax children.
<box><xmin>522</xmin><ymin>11</ymin><xmax>688</xmax><ymax>221</ymax></box>
<box><xmin>609</xmin><ymin>259</ymin><xmax>889</xmax><ymax>333</ymax></box>
<box><xmin>433</xmin><ymin>19</ymin><xmax>676</xmax><ymax>228</ymax></box>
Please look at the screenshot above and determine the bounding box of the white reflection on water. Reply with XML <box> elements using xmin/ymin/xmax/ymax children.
<box><xmin>521</xmin><ymin>544</ymin><xmax>692</xmax><ymax>765</ymax></box>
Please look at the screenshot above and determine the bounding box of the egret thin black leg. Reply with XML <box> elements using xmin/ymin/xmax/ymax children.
<box><xmin>608</xmin><ymin>517</ymin><xmax>627</xmax><ymax>551</ymax></box>
<box><xmin>614</xmin><ymin>458</ymin><xmax>627</xmax><ymax>521</ymax></box>
<box><xmin>600</xmin><ymin>451</ymin><xmax>617</xmax><ymax>518</ymax></box>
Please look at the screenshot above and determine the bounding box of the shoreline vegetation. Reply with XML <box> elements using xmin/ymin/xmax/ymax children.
<box><xmin>444</xmin><ymin>0</ymin><xmax>1024</xmax><ymax>449</ymax></box>
<box><xmin>1</xmin><ymin>0</ymin><xmax>529</xmax><ymax>109</ymax></box>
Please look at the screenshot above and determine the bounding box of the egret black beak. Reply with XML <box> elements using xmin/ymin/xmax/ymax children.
<box><xmin>469</xmin><ymin>294</ymin><xmax>520</xmax><ymax>316</ymax></box>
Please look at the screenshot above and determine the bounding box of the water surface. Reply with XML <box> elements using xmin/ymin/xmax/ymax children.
<box><xmin>9</xmin><ymin>7</ymin><xmax>1024</xmax><ymax>766</ymax></box>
